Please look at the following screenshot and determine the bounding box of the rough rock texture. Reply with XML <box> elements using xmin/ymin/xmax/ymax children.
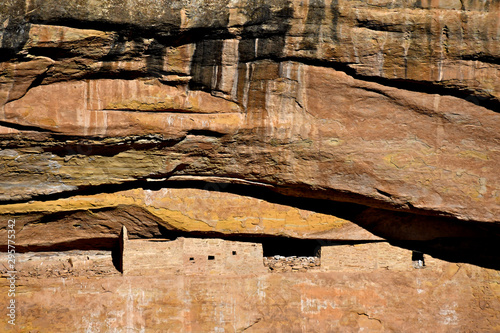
<box><xmin>0</xmin><ymin>0</ymin><xmax>500</xmax><ymax>331</ymax></box>
<box><xmin>1</xmin><ymin>0</ymin><xmax>499</xmax><ymax>262</ymax></box>
<box><xmin>1</xmin><ymin>259</ymin><xmax>499</xmax><ymax>332</ymax></box>
<box><xmin>1</xmin><ymin>0</ymin><xmax>499</xmax><ymax>241</ymax></box>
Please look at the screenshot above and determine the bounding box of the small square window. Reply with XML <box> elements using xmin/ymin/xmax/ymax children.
<box><xmin>208</xmin><ymin>255</ymin><xmax>215</xmax><ymax>260</ymax></box>
<box><xmin>189</xmin><ymin>257</ymin><xmax>194</xmax><ymax>261</ymax></box>
<box><xmin>232</xmin><ymin>251</ymin><xmax>237</xmax><ymax>255</ymax></box>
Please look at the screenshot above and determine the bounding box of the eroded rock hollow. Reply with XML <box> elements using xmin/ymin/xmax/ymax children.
<box><xmin>1</xmin><ymin>0</ymin><xmax>499</xmax><ymax>331</ymax></box>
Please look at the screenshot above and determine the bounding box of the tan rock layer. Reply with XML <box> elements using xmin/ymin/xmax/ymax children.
<box><xmin>1</xmin><ymin>262</ymin><xmax>499</xmax><ymax>332</ymax></box>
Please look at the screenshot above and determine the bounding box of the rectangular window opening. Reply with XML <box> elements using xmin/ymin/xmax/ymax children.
<box><xmin>232</xmin><ymin>251</ymin><xmax>237</xmax><ymax>255</ymax></box>
<box><xmin>208</xmin><ymin>255</ymin><xmax>215</xmax><ymax>260</ymax></box>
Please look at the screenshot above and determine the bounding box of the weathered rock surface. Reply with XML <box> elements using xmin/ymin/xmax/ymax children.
<box><xmin>1</xmin><ymin>258</ymin><xmax>499</xmax><ymax>332</ymax></box>
<box><xmin>1</xmin><ymin>0</ymin><xmax>499</xmax><ymax>219</ymax></box>
<box><xmin>0</xmin><ymin>0</ymin><xmax>499</xmax><ymax>330</ymax></box>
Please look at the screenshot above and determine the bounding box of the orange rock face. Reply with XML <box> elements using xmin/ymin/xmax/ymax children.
<box><xmin>1</xmin><ymin>0</ymin><xmax>499</xmax><ymax>222</ymax></box>
<box><xmin>0</xmin><ymin>0</ymin><xmax>499</xmax><ymax>331</ymax></box>
<box><xmin>1</xmin><ymin>258</ymin><xmax>499</xmax><ymax>332</ymax></box>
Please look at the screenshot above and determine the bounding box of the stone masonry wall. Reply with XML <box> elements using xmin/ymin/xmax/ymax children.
<box><xmin>122</xmin><ymin>227</ymin><xmax>266</xmax><ymax>275</ymax></box>
<box><xmin>182</xmin><ymin>237</ymin><xmax>266</xmax><ymax>275</ymax></box>
<box><xmin>264</xmin><ymin>255</ymin><xmax>321</xmax><ymax>273</ymax></box>
<box><xmin>122</xmin><ymin>238</ymin><xmax>184</xmax><ymax>276</ymax></box>
<box><xmin>0</xmin><ymin>250</ymin><xmax>117</xmax><ymax>278</ymax></box>
<box><xmin>124</xmin><ymin>228</ymin><xmax>444</xmax><ymax>275</ymax></box>
<box><xmin>321</xmin><ymin>242</ymin><xmax>444</xmax><ymax>271</ymax></box>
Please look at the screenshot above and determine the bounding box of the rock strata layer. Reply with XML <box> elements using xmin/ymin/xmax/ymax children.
<box><xmin>1</xmin><ymin>0</ymin><xmax>499</xmax><ymax>243</ymax></box>
<box><xmin>1</xmin><ymin>259</ymin><xmax>499</xmax><ymax>332</ymax></box>
<box><xmin>0</xmin><ymin>1</ymin><xmax>499</xmax><ymax>330</ymax></box>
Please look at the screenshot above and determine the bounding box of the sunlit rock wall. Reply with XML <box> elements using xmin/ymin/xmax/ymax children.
<box><xmin>0</xmin><ymin>1</ymin><xmax>499</xmax><ymax>331</ymax></box>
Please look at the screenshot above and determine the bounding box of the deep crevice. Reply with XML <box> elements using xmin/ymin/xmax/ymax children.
<box><xmin>244</xmin><ymin>56</ymin><xmax>500</xmax><ymax>113</ymax></box>
<box><xmin>186</xmin><ymin>129</ymin><xmax>226</xmax><ymax>138</ymax></box>
<box><xmin>3</xmin><ymin>180</ymin><xmax>500</xmax><ymax>270</ymax></box>
<box><xmin>391</xmin><ymin>238</ymin><xmax>500</xmax><ymax>271</ymax></box>
<box><xmin>461</xmin><ymin>54</ymin><xmax>500</xmax><ymax>66</ymax></box>
<box><xmin>26</xmin><ymin>47</ymin><xmax>77</xmax><ymax>60</ymax></box>
<box><xmin>355</xmin><ymin>19</ymin><xmax>408</xmax><ymax>33</ymax></box>
<box><xmin>375</xmin><ymin>189</ymin><xmax>393</xmax><ymax>198</ymax></box>
<box><xmin>7</xmin><ymin>219</ymin><xmax>499</xmax><ymax>270</ymax></box>
<box><xmin>27</xmin><ymin>18</ymin><xmax>180</xmax><ymax>40</ymax></box>
<box><xmin>1</xmin><ymin>237</ymin><xmax>118</xmax><ymax>253</ymax></box>
<box><xmin>42</xmin><ymin>136</ymin><xmax>184</xmax><ymax>157</ymax></box>
<box><xmin>4</xmin><ymin>64</ymin><xmax>54</xmax><ymax>105</ymax></box>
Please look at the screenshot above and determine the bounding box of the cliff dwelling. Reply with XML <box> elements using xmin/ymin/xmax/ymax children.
<box><xmin>120</xmin><ymin>226</ymin><xmax>268</xmax><ymax>275</ymax></box>
<box><xmin>118</xmin><ymin>226</ymin><xmax>437</xmax><ymax>276</ymax></box>
<box><xmin>1</xmin><ymin>0</ymin><xmax>500</xmax><ymax>329</ymax></box>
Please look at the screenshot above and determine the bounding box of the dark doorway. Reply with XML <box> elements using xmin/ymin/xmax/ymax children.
<box><xmin>261</xmin><ymin>238</ymin><xmax>320</xmax><ymax>257</ymax></box>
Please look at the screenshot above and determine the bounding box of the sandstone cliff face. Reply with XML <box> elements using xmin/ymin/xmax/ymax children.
<box><xmin>2</xmin><ymin>263</ymin><xmax>500</xmax><ymax>332</ymax></box>
<box><xmin>0</xmin><ymin>0</ymin><xmax>499</xmax><ymax>331</ymax></box>
<box><xmin>1</xmin><ymin>244</ymin><xmax>500</xmax><ymax>332</ymax></box>
<box><xmin>1</xmin><ymin>0</ymin><xmax>499</xmax><ymax>256</ymax></box>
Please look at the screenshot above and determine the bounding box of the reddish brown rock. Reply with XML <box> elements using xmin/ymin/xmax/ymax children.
<box><xmin>1</xmin><ymin>258</ymin><xmax>499</xmax><ymax>332</ymax></box>
<box><xmin>0</xmin><ymin>0</ymin><xmax>499</xmax><ymax>331</ymax></box>
<box><xmin>1</xmin><ymin>0</ymin><xmax>499</xmax><ymax>224</ymax></box>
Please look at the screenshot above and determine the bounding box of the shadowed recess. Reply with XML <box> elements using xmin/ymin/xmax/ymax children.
<box><xmin>2</xmin><ymin>180</ymin><xmax>499</xmax><ymax>270</ymax></box>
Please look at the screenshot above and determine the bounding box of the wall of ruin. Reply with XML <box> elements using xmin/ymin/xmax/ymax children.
<box><xmin>321</xmin><ymin>242</ymin><xmax>443</xmax><ymax>271</ymax></box>
<box><xmin>122</xmin><ymin>238</ymin><xmax>184</xmax><ymax>276</ymax></box>
<box><xmin>0</xmin><ymin>250</ymin><xmax>117</xmax><ymax>278</ymax></box>
<box><xmin>122</xmin><ymin>226</ymin><xmax>444</xmax><ymax>275</ymax></box>
<box><xmin>182</xmin><ymin>237</ymin><xmax>266</xmax><ymax>275</ymax></box>
<box><xmin>121</xmin><ymin>227</ymin><xmax>266</xmax><ymax>275</ymax></box>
